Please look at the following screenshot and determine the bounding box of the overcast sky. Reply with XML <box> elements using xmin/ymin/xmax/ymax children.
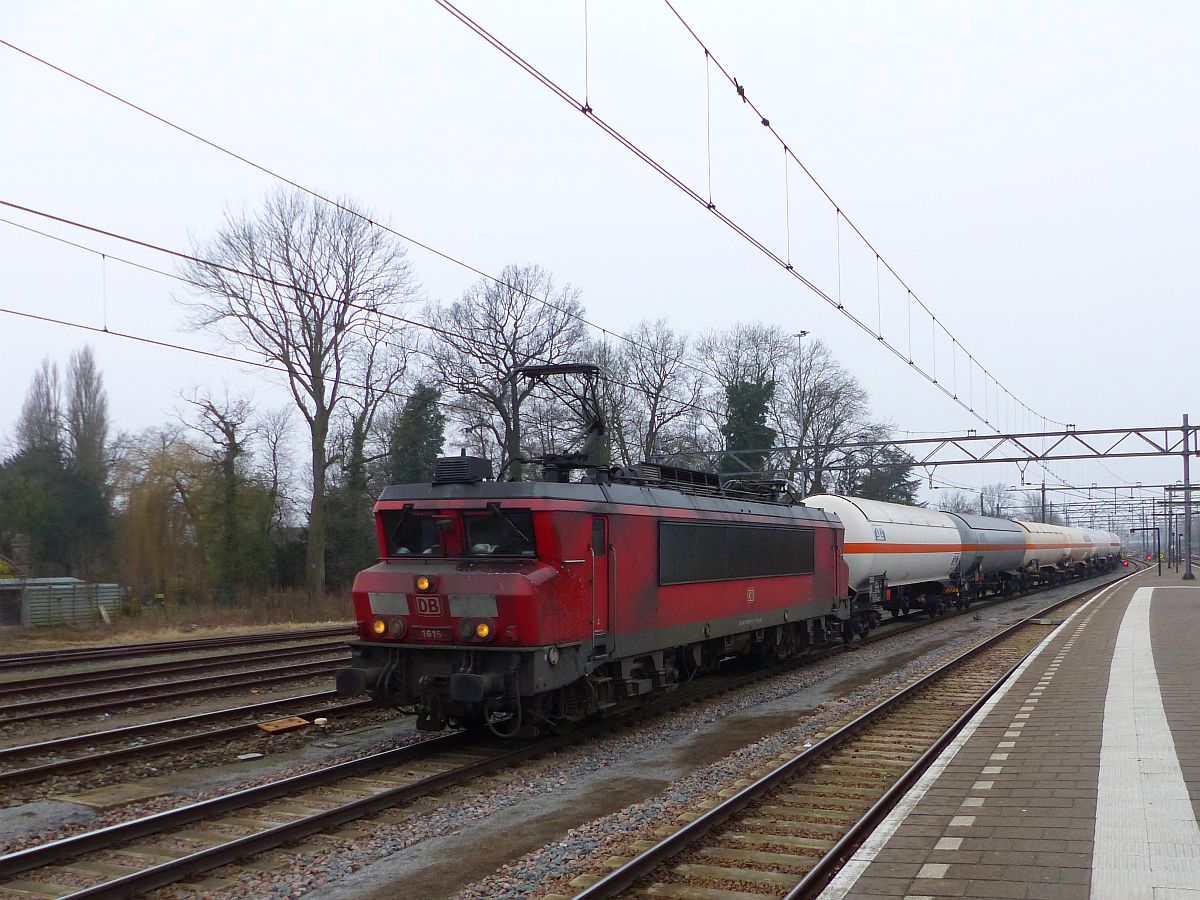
<box><xmin>2</xmin><ymin>1</ymin><xmax>1196</xmax><ymax>512</ymax></box>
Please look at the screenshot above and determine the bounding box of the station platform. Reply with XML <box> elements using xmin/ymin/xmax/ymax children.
<box><xmin>820</xmin><ymin>565</ymin><xmax>1200</xmax><ymax>900</ymax></box>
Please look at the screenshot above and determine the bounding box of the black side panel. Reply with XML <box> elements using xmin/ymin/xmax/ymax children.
<box><xmin>659</xmin><ymin>521</ymin><xmax>815</xmax><ymax>585</ymax></box>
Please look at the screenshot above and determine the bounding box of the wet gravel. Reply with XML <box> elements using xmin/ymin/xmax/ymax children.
<box><xmin>0</xmin><ymin>672</ymin><xmax>345</xmax><ymax>744</ymax></box>
<box><xmin>0</xmin><ymin>705</ymin><xmax>397</xmax><ymax>809</ymax></box>
<box><xmin>0</xmin><ymin>713</ymin><xmax>426</xmax><ymax>855</ymax></box>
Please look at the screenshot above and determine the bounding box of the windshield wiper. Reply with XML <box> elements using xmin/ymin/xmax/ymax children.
<box><xmin>487</xmin><ymin>502</ymin><xmax>532</xmax><ymax>546</ymax></box>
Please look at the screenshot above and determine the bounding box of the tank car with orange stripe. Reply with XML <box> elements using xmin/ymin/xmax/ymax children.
<box><xmin>803</xmin><ymin>495</ymin><xmax>968</xmax><ymax>619</ymax></box>
<box><xmin>942</xmin><ymin>512</ymin><xmax>1027</xmax><ymax>604</ymax></box>
<box><xmin>984</xmin><ymin>520</ymin><xmax>1123</xmax><ymax>586</ymax></box>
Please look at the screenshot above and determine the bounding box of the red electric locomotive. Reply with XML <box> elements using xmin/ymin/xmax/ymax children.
<box><xmin>336</xmin><ymin>457</ymin><xmax>849</xmax><ymax>735</ymax></box>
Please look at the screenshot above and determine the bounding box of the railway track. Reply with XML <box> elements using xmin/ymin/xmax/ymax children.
<box><xmin>0</xmin><ymin>658</ymin><xmax>349</xmax><ymax>726</ymax></box>
<box><xmin>566</xmin><ymin>570</ymin><xmax>1135</xmax><ymax>899</ymax></box>
<box><xmin>0</xmin><ymin>695</ymin><xmax>374</xmax><ymax>787</ymax></box>
<box><xmin>0</xmin><ymin>567</ymin><xmax>1129</xmax><ymax>898</ymax></box>
<box><xmin>0</xmin><ymin>626</ymin><xmax>353</xmax><ymax>672</ymax></box>
<box><xmin>0</xmin><ymin>633</ymin><xmax>908</xmax><ymax>897</ymax></box>
<box><xmin>0</xmin><ymin>642</ymin><xmax>349</xmax><ymax>697</ymax></box>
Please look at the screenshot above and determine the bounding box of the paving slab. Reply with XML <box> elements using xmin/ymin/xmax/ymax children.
<box><xmin>819</xmin><ymin>567</ymin><xmax>1200</xmax><ymax>899</ymax></box>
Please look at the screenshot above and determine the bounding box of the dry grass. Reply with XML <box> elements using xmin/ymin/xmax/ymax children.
<box><xmin>0</xmin><ymin>588</ymin><xmax>356</xmax><ymax>650</ymax></box>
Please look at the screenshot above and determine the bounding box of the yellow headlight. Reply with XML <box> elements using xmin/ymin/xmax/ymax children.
<box><xmin>415</xmin><ymin>575</ymin><xmax>431</xmax><ymax>592</ymax></box>
<box><xmin>474</xmin><ymin>622</ymin><xmax>491</xmax><ymax>639</ymax></box>
<box><xmin>371</xmin><ymin>618</ymin><xmax>388</xmax><ymax>635</ymax></box>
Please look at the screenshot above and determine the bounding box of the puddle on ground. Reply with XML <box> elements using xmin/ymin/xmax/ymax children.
<box><xmin>673</xmin><ymin>711</ymin><xmax>814</xmax><ymax>768</ymax></box>
<box><xmin>384</xmin><ymin>775</ymin><xmax>669</xmax><ymax>900</ymax></box>
<box><xmin>826</xmin><ymin>646</ymin><xmax>932</xmax><ymax>695</ymax></box>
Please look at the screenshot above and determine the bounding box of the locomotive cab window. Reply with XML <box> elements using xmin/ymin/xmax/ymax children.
<box><xmin>381</xmin><ymin>510</ymin><xmax>446</xmax><ymax>557</ymax></box>
<box><xmin>464</xmin><ymin>508</ymin><xmax>536</xmax><ymax>557</ymax></box>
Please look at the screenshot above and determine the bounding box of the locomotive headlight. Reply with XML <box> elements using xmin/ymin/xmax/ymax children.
<box><xmin>390</xmin><ymin>618</ymin><xmax>407</xmax><ymax>637</ymax></box>
<box><xmin>371</xmin><ymin>618</ymin><xmax>388</xmax><ymax>635</ymax></box>
<box><xmin>474</xmin><ymin>621</ymin><xmax>491</xmax><ymax>639</ymax></box>
<box><xmin>415</xmin><ymin>575</ymin><xmax>432</xmax><ymax>592</ymax></box>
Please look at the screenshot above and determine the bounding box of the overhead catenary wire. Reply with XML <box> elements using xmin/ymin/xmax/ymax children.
<box><xmin>0</xmin><ymin>37</ymin><xmax>716</xmax><ymax>399</ymax></box>
<box><xmin>429</xmin><ymin>0</ymin><xmax>1085</xmax><ymax>491</ymax></box>
<box><xmin>430</xmin><ymin>1</ymin><xmax>1063</xmax><ymax>437</ymax></box>
<box><xmin>0</xmin><ymin>34</ymin><xmax>1100</xmax><ymax>491</ymax></box>
<box><xmin>655</xmin><ymin>0</ymin><xmax>1139</xmax><ymax>495</ymax></box>
<box><xmin>656</xmin><ymin>0</ymin><xmax>1067</xmax><ymax>432</ymax></box>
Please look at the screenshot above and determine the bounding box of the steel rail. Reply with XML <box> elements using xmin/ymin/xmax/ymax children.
<box><xmin>0</xmin><ymin>660</ymin><xmax>344</xmax><ymax>724</ymax></box>
<box><xmin>575</xmin><ymin>568</ymin><xmax>1134</xmax><ymax>898</ymax></box>
<box><xmin>0</xmin><ymin>626</ymin><xmax>353</xmax><ymax>670</ymax></box>
<box><xmin>0</xmin><ymin>731</ymin><xmax>480</xmax><ymax>878</ymax></box>
<box><xmin>0</xmin><ymin>642</ymin><xmax>349</xmax><ymax>696</ymax></box>
<box><xmin>0</xmin><ymin>699</ymin><xmax>374</xmax><ymax>786</ymax></box>
<box><xmin>0</xmin><ymin>690</ymin><xmax>338</xmax><ymax>761</ymax></box>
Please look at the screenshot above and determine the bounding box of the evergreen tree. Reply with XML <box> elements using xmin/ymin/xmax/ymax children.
<box><xmin>719</xmin><ymin>379</ymin><xmax>777</xmax><ymax>476</ymax></box>
<box><xmin>386</xmin><ymin>383</ymin><xmax>446</xmax><ymax>484</ymax></box>
<box><xmin>65</xmin><ymin>347</ymin><xmax>112</xmax><ymax>576</ymax></box>
<box><xmin>837</xmin><ymin>446</ymin><xmax>921</xmax><ymax>504</ymax></box>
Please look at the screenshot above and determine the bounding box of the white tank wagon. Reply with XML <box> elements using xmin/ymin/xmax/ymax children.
<box><xmin>942</xmin><ymin>512</ymin><xmax>1027</xmax><ymax>605</ymax></box>
<box><xmin>1063</xmin><ymin>526</ymin><xmax>1094</xmax><ymax>570</ymax></box>
<box><xmin>1082</xmin><ymin>528</ymin><xmax>1123</xmax><ymax>570</ymax></box>
<box><xmin>804</xmin><ymin>495</ymin><xmax>963</xmax><ymax>619</ymax></box>
<box><xmin>1014</xmin><ymin>520</ymin><xmax>1073</xmax><ymax>584</ymax></box>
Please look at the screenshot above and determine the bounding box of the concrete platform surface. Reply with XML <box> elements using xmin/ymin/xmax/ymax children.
<box><xmin>820</xmin><ymin>566</ymin><xmax>1200</xmax><ymax>900</ymax></box>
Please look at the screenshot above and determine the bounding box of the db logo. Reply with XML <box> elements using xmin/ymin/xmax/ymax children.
<box><xmin>415</xmin><ymin>595</ymin><xmax>442</xmax><ymax>616</ymax></box>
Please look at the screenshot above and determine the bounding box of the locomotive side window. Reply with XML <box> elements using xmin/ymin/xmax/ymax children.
<box><xmin>591</xmin><ymin>517</ymin><xmax>607</xmax><ymax>557</ymax></box>
<box><xmin>464</xmin><ymin>509</ymin><xmax>536</xmax><ymax>557</ymax></box>
<box><xmin>658</xmin><ymin>521</ymin><xmax>815</xmax><ymax>585</ymax></box>
<box><xmin>381</xmin><ymin>510</ymin><xmax>445</xmax><ymax>557</ymax></box>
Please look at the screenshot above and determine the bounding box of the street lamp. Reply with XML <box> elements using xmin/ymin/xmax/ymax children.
<box><xmin>795</xmin><ymin>331</ymin><xmax>810</xmax><ymax>492</ymax></box>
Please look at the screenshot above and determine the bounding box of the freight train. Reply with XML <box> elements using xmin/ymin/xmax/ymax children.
<box><xmin>335</xmin><ymin>456</ymin><xmax>1122</xmax><ymax>736</ymax></box>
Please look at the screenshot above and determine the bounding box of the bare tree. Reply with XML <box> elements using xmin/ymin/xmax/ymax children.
<box><xmin>936</xmin><ymin>490</ymin><xmax>977</xmax><ymax>514</ymax></box>
<box><xmin>981</xmin><ymin>482</ymin><xmax>1009</xmax><ymax>517</ymax></box>
<box><xmin>256</xmin><ymin>408</ymin><xmax>294</xmax><ymax>531</ymax></box>
<box><xmin>612</xmin><ymin>320</ymin><xmax>702</xmax><ymax>465</ymax></box>
<box><xmin>180</xmin><ymin>388</ymin><xmax>254</xmax><ymax>591</ymax></box>
<box><xmin>16</xmin><ymin>359</ymin><xmax>62</xmax><ymax>454</ymax></box>
<box><xmin>66</xmin><ymin>346</ymin><xmax>109</xmax><ymax>488</ymax></box>
<box><xmin>180</xmin><ymin>188</ymin><xmax>417</xmax><ymax>595</ymax></box>
<box><xmin>427</xmin><ymin>264</ymin><xmax>588</xmax><ymax>479</ymax></box>
<box><xmin>770</xmin><ymin>338</ymin><xmax>870</xmax><ymax>494</ymax></box>
<box><xmin>695</xmin><ymin>323</ymin><xmax>793</xmax><ymax>390</ymax></box>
